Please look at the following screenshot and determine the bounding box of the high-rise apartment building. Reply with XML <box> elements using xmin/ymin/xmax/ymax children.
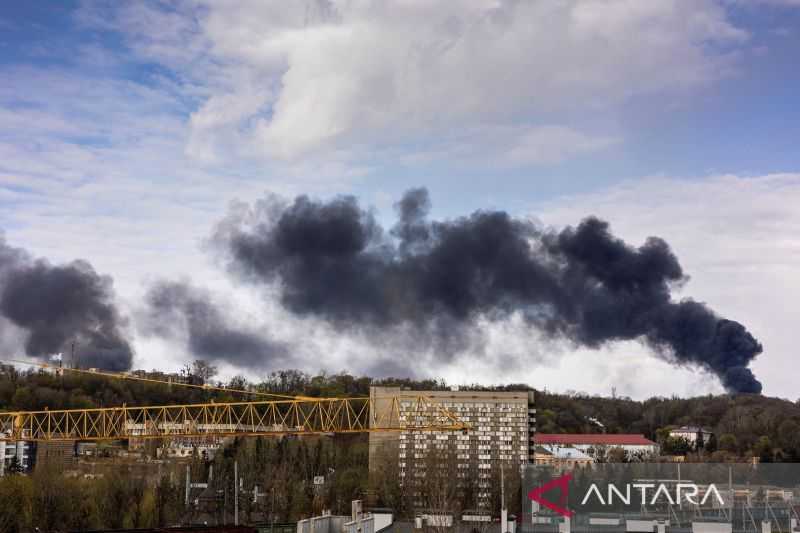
<box><xmin>368</xmin><ymin>386</ymin><xmax>536</xmax><ymax>508</ymax></box>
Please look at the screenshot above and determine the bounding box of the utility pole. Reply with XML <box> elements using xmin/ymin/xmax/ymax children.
<box><xmin>501</xmin><ymin>467</ymin><xmax>508</xmax><ymax>533</ymax></box>
<box><xmin>234</xmin><ymin>460</ymin><xmax>239</xmax><ymax>526</ymax></box>
<box><xmin>271</xmin><ymin>487</ymin><xmax>276</xmax><ymax>533</ymax></box>
<box><xmin>185</xmin><ymin>465</ymin><xmax>191</xmax><ymax>506</ymax></box>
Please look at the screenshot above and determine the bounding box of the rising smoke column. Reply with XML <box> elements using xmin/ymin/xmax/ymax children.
<box><xmin>212</xmin><ymin>188</ymin><xmax>763</xmax><ymax>393</ymax></box>
<box><xmin>0</xmin><ymin>235</ymin><xmax>133</xmax><ymax>370</ymax></box>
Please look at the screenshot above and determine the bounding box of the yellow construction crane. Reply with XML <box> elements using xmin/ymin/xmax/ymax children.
<box><xmin>0</xmin><ymin>359</ymin><xmax>469</xmax><ymax>441</ymax></box>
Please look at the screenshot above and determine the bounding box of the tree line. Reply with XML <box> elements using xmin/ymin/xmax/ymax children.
<box><xmin>3</xmin><ymin>362</ymin><xmax>800</xmax><ymax>462</ymax></box>
<box><xmin>3</xmin><ymin>362</ymin><xmax>799</xmax><ymax>462</ymax></box>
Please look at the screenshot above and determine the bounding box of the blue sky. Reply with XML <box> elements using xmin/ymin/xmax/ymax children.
<box><xmin>0</xmin><ymin>1</ymin><xmax>799</xmax><ymax>399</ymax></box>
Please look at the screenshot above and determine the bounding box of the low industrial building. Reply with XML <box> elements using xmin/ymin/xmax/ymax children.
<box><xmin>157</xmin><ymin>436</ymin><xmax>222</xmax><ymax>460</ymax></box>
<box><xmin>533</xmin><ymin>434</ymin><xmax>658</xmax><ymax>461</ymax></box>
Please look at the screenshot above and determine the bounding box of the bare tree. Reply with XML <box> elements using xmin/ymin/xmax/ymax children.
<box><xmin>191</xmin><ymin>360</ymin><xmax>218</xmax><ymax>385</ymax></box>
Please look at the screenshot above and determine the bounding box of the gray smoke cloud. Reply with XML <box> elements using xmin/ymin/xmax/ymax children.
<box><xmin>0</xmin><ymin>235</ymin><xmax>133</xmax><ymax>370</ymax></box>
<box><xmin>142</xmin><ymin>280</ymin><xmax>287</xmax><ymax>367</ymax></box>
<box><xmin>211</xmin><ymin>188</ymin><xmax>763</xmax><ymax>394</ymax></box>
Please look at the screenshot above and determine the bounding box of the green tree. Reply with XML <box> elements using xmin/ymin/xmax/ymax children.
<box><xmin>31</xmin><ymin>463</ymin><xmax>72</xmax><ymax>531</ymax></box>
<box><xmin>705</xmin><ymin>432</ymin><xmax>717</xmax><ymax>453</ymax></box>
<box><xmin>154</xmin><ymin>473</ymin><xmax>184</xmax><ymax>527</ymax></box>
<box><xmin>6</xmin><ymin>454</ymin><xmax>24</xmax><ymax>474</ymax></box>
<box><xmin>718</xmin><ymin>433</ymin><xmax>738</xmax><ymax>453</ymax></box>
<box><xmin>662</xmin><ymin>436</ymin><xmax>692</xmax><ymax>455</ymax></box>
<box><xmin>0</xmin><ymin>474</ymin><xmax>33</xmax><ymax>533</ymax></box>
<box><xmin>753</xmin><ymin>436</ymin><xmax>773</xmax><ymax>463</ymax></box>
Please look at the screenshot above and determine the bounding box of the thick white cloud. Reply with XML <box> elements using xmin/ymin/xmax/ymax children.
<box><xmin>78</xmin><ymin>0</ymin><xmax>750</xmax><ymax>163</ymax></box>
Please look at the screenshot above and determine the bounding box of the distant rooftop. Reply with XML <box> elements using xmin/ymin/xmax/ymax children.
<box><xmin>535</xmin><ymin>434</ymin><xmax>656</xmax><ymax>446</ymax></box>
<box><xmin>672</xmin><ymin>426</ymin><xmax>712</xmax><ymax>433</ymax></box>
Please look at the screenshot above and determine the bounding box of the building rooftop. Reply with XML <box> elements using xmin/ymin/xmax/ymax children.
<box><xmin>671</xmin><ymin>426</ymin><xmax>712</xmax><ymax>433</ymax></box>
<box><xmin>536</xmin><ymin>445</ymin><xmax>593</xmax><ymax>460</ymax></box>
<box><xmin>534</xmin><ymin>434</ymin><xmax>656</xmax><ymax>446</ymax></box>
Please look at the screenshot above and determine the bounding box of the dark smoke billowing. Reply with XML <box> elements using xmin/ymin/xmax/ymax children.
<box><xmin>212</xmin><ymin>188</ymin><xmax>763</xmax><ymax>393</ymax></box>
<box><xmin>142</xmin><ymin>281</ymin><xmax>287</xmax><ymax>366</ymax></box>
<box><xmin>0</xmin><ymin>235</ymin><xmax>133</xmax><ymax>370</ymax></box>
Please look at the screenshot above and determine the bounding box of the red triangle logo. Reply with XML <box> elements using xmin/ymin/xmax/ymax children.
<box><xmin>528</xmin><ymin>472</ymin><xmax>573</xmax><ymax>517</ymax></box>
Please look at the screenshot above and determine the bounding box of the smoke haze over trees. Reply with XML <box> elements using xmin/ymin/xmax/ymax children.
<box><xmin>211</xmin><ymin>188</ymin><xmax>763</xmax><ymax>393</ymax></box>
<box><xmin>141</xmin><ymin>280</ymin><xmax>287</xmax><ymax>367</ymax></box>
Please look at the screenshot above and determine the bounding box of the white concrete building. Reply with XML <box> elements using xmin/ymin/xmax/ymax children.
<box><xmin>669</xmin><ymin>426</ymin><xmax>714</xmax><ymax>448</ymax></box>
<box><xmin>0</xmin><ymin>438</ymin><xmax>35</xmax><ymax>475</ymax></box>
<box><xmin>534</xmin><ymin>434</ymin><xmax>658</xmax><ymax>460</ymax></box>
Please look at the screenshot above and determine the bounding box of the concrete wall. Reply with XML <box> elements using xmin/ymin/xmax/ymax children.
<box><xmin>298</xmin><ymin>514</ymin><xmax>347</xmax><ymax>533</ymax></box>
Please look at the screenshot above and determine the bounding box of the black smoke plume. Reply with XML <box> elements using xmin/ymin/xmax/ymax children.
<box><xmin>0</xmin><ymin>235</ymin><xmax>133</xmax><ymax>370</ymax></box>
<box><xmin>142</xmin><ymin>280</ymin><xmax>287</xmax><ymax>366</ymax></box>
<box><xmin>213</xmin><ymin>188</ymin><xmax>763</xmax><ymax>393</ymax></box>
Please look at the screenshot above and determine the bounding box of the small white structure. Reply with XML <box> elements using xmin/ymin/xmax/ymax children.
<box><xmin>0</xmin><ymin>436</ymin><xmax>34</xmax><ymax>475</ymax></box>
<box><xmin>669</xmin><ymin>427</ymin><xmax>713</xmax><ymax>449</ymax></box>
<box><xmin>344</xmin><ymin>509</ymin><xmax>392</xmax><ymax>533</ymax></box>
<box><xmin>626</xmin><ymin>519</ymin><xmax>671</xmax><ymax>532</ymax></box>
<box><xmin>534</xmin><ymin>445</ymin><xmax>594</xmax><ymax>468</ymax></box>
<box><xmin>419</xmin><ymin>512</ymin><xmax>454</xmax><ymax>528</ymax></box>
<box><xmin>691</xmin><ymin>522</ymin><xmax>732</xmax><ymax>533</ymax></box>
<box><xmin>298</xmin><ymin>510</ymin><xmax>347</xmax><ymax>533</ymax></box>
<box><xmin>303</xmin><ymin>501</ymin><xmax>393</xmax><ymax>533</ymax></box>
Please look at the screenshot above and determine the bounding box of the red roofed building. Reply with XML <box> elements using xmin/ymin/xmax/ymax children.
<box><xmin>534</xmin><ymin>433</ymin><xmax>658</xmax><ymax>461</ymax></box>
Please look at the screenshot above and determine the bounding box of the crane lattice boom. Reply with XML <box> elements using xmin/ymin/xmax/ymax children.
<box><xmin>0</xmin><ymin>395</ymin><xmax>468</xmax><ymax>441</ymax></box>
